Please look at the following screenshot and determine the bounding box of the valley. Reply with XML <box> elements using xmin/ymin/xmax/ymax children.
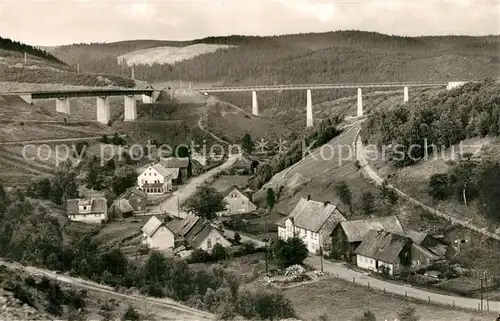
<box><xmin>0</xmin><ymin>25</ymin><xmax>500</xmax><ymax>321</ymax></box>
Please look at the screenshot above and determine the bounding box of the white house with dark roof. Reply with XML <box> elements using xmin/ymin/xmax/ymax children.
<box><xmin>167</xmin><ymin>214</ymin><xmax>231</xmax><ymax>251</ymax></box>
<box><xmin>276</xmin><ymin>196</ymin><xmax>346</xmax><ymax>254</ymax></box>
<box><xmin>218</xmin><ymin>185</ymin><xmax>257</xmax><ymax>216</ymax></box>
<box><xmin>137</xmin><ymin>163</ymin><xmax>173</xmax><ymax>194</ymax></box>
<box><xmin>354</xmin><ymin>229</ymin><xmax>441</xmax><ymax>275</ymax></box>
<box><xmin>141</xmin><ymin>216</ymin><xmax>176</xmax><ymax>250</ymax></box>
<box><xmin>66</xmin><ymin>197</ymin><xmax>108</xmax><ymax>224</ymax></box>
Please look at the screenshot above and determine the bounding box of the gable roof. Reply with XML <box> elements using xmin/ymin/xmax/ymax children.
<box><xmin>152</xmin><ymin>163</ymin><xmax>174</xmax><ymax>178</ymax></box>
<box><xmin>161</xmin><ymin>157</ymin><xmax>189</xmax><ymax>168</ymax></box>
<box><xmin>136</xmin><ymin>163</ymin><xmax>174</xmax><ymax>178</ymax></box>
<box><xmin>141</xmin><ymin>216</ymin><xmax>166</xmax><ymax>237</ymax></box>
<box><xmin>222</xmin><ymin>185</ymin><xmax>250</xmax><ymax>200</ymax></box>
<box><xmin>113</xmin><ymin>199</ymin><xmax>135</xmax><ymax>213</ymax></box>
<box><xmin>166</xmin><ymin>214</ymin><xmax>200</xmax><ymax>237</ymax></box>
<box><xmin>168</xmin><ymin>167</ymin><xmax>179</xmax><ymax>180</ymax></box>
<box><xmin>336</xmin><ymin>216</ymin><xmax>404</xmax><ymax>242</ymax></box>
<box><xmin>406</xmin><ymin>230</ymin><xmax>428</xmax><ymax>245</ymax></box>
<box><xmin>354</xmin><ymin>229</ymin><xmax>411</xmax><ymax>264</ymax></box>
<box><xmin>166</xmin><ymin>214</ymin><xmax>228</xmax><ymax>248</ymax></box>
<box><xmin>284</xmin><ymin>198</ymin><xmax>346</xmax><ymax>232</ymax></box>
<box><xmin>67</xmin><ymin>198</ymin><xmax>107</xmax><ymax>215</ymax></box>
<box><xmin>117</xmin><ymin>187</ymin><xmax>147</xmax><ymax>201</ymax></box>
<box><xmin>185</xmin><ymin>219</ymin><xmax>226</xmax><ymax>248</ymax></box>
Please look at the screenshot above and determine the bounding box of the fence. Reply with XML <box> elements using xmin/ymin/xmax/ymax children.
<box><xmin>332</xmin><ymin>271</ymin><xmax>495</xmax><ymax>313</ymax></box>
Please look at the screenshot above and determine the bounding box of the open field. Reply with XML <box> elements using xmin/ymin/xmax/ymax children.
<box><xmin>284</xmin><ymin>276</ymin><xmax>496</xmax><ymax>321</ymax></box>
<box><xmin>118</xmin><ymin>43</ymin><xmax>234</xmax><ymax>66</ymax></box>
<box><xmin>211</xmin><ymin>175</ymin><xmax>251</xmax><ymax>193</ymax></box>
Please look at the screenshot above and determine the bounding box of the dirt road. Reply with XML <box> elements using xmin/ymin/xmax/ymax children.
<box><xmin>0</xmin><ymin>259</ymin><xmax>214</xmax><ymax>320</ymax></box>
<box><xmin>151</xmin><ymin>154</ymin><xmax>239</xmax><ymax>217</ymax></box>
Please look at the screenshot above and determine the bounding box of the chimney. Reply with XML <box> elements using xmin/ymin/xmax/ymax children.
<box><xmin>307</xmin><ymin>195</ymin><xmax>311</xmax><ymax>201</ymax></box>
<box><xmin>323</xmin><ymin>201</ymin><xmax>330</xmax><ymax>206</ymax></box>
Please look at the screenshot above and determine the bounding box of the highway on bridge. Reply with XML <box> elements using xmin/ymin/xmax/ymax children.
<box><xmin>0</xmin><ymin>89</ymin><xmax>155</xmax><ymax>99</ymax></box>
<box><xmin>197</xmin><ymin>82</ymin><xmax>449</xmax><ymax>92</ymax></box>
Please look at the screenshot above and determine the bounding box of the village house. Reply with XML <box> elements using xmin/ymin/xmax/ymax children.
<box><xmin>219</xmin><ymin>185</ymin><xmax>257</xmax><ymax>216</ymax></box>
<box><xmin>355</xmin><ymin>229</ymin><xmax>440</xmax><ymax>276</ymax></box>
<box><xmin>406</xmin><ymin>230</ymin><xmax>449</xmax><ymax>259</ymax></box>
<box><xmin>276</xmin><ymin>196</ymin><xmax>346</xmax><ymax>254</ymax></box>
<box><xmin>160</xmin><ymin>157</ymin><xmax>191</xmax><ymax>184</ymax></box>
<box><xmin>141</xmin><ymin>216</ymin><xmax>176</xmax><ymax>250</ymax></box>
<box><xmin>167</xmin><ymin>214</ymin><xmax>231</xmax><ymax>251</ymax></box>
<box><xmin>108</xmin><ymin>187</ymin><xmax>147</xmax><ymax>218</ymax></box>
<box><xmin>67</xmin><ymin>197</ymin><xmax>108</xmax><ymax>224</ymax></box>
<box><xmin>137</xmin><ymin>163</ymin><xmax>173</xmax><ymax>194</ymax></box>
<box><xmin>330</xmin><ymin>215</ymin><xmax>404</xmax><ymax>263</ymax></box>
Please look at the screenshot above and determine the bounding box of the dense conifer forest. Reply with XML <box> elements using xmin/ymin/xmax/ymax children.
<box><xmin>0</xmin><ymin>37</ymin><xmax>65</xmax><ymax>64</ymax></box>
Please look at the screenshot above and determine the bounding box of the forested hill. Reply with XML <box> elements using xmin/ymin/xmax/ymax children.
<box><xmin>48</xmin><ymin>31</ymin><xmax>500</xmax><ymax>84</ymax></box>
<box><xmin>0</xmin><ymin>37</ymin><xmax>65</xmax><ymax>64</ymax></box>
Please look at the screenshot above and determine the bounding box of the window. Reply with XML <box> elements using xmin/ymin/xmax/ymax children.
<box><xmin>83</xmin><ymin>206</ymin><xmax>87</xmax><ymax>210</ymax></box>
<box><xmin>207</xmin><ymin>239</ymin><xmax>212</xmax><ymax>249</ymax></box>
<box><xmin>154</xmin><ymin>173</ymin><xmax>156</xmax><ymax>176</ymax></box>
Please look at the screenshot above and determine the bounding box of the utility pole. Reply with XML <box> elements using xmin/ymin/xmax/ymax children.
<box><xmin>24</xmin><ymin>52</ymin><xmax>27</xmax><ymax>63</ymax></box>
<box><xmin>485</xmin><ymin>271</ymin><xmax>489</xmax><ymax>311</ymax></box>
<box><xmin>264</xmin><ymin>210</ymin><xmax>269</xmax><ymax>276</ymax></box>
<box><xmin>320</xmin><ymin>247</ymin><xmax>324</xmax><ymax>272</ymax></box>
<box><xmin>480</xmin><ymin>277</ymin><xmax>484</xmax><ymax>311</ymax></box>
<box><xmin>177</xmin><ymin>193</ymin><xmax>180</xmax><ymax>218</ymax></box>
<box><xmin>77</xmin><ymin>63</ymin><xmax>80</xmax><ymax>74</ymax></box>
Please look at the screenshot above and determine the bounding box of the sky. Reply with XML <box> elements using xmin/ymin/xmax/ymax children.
<box><xmin>1</xmin><ymin>0</ymin><xmax>499</xmax><ymax>46</ymax></box>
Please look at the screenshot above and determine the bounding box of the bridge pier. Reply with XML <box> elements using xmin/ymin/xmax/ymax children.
<box><xmin>357</xmin><ymin>88</ymin><xmax>363</xmax><ymax>117</ymax></box>
<box><xmin>124</xmin><ymin>95</ymin><xmax>137</xmax><ymax>121</ymax></box>
<box><xmin>56</xmin><ymin>97</ymin><xmax>70</xmax><ymax>114</ymax></box>
<box><xmin>96</xmin><ymin>96</ymin><xmax>110</xmax><ymax>124</ymax></box>
<box><xmin>252</xmin><ymin>91</ymin><xmax>259</xmax><ymax>116</ymax></box>
<box><xmin>404</xmin><ymin>86</ymin><xmax>409</xmax><ymax>103</ymax></box>
<box><xmin>306</xmin><ymin>89</ymin><xmax>313</xmax><ymax>127</ymax></box>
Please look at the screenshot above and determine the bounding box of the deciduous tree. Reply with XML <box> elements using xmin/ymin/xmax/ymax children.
<box><xmin>183</xmin><ymin>185</ymin><xmax>227</xmax><ymax>220</ymax></box>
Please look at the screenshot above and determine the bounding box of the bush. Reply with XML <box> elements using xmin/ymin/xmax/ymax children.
<box><xmin>188</xmin><ymin>249</ymin><xmax>212</xmax><ymax>263</ymax></box>
<box><xmin>211</xmin><ymin>244</ymin><xmax>228</xmax><ymax>261</ymax></box>
<box><xmin>235</xmin><ymin>289</ymin><xmax>296</xmax><ymax>320</ymax></box>
<box><xmin>271</xmin><ymin>237</ymin><xmax>308</xmax><ymax>268</ymax></box>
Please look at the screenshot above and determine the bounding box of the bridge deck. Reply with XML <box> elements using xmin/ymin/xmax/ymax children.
<box><xmin>197</xmin><ymin>82</ymin><xmax>449</xmax><ymax>92</ymax></box>
<box><xmin>0</xmin><ymin>89</ymin><xmax>155</xmax><ymax>99</ymax></box>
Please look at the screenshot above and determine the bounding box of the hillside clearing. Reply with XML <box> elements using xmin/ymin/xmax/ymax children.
<box><xmin>118</xmin><ymin>44</ymin><xmax>234</xmax><ymax>66</ymax></box>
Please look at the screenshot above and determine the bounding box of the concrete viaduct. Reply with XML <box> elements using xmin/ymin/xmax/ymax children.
<box><xmin>10</xmin><ymin>89</ymin><xmax>158</xmax><ymax>124</ymax></box>
<box><xmin>3</xmin><ymin>81</ymin><xmax>467</xmax><ymax>126</ymax></box>
<box><xmin>198</xmin><ymin>81</ymin><xmax>468</xmax><ymax>127</ymax></box>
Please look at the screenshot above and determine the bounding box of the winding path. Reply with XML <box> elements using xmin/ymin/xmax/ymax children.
<box><xmin>354</xmin><ymin>126</ymin><xmax>500</xmax><ymax>242</ymax></box>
